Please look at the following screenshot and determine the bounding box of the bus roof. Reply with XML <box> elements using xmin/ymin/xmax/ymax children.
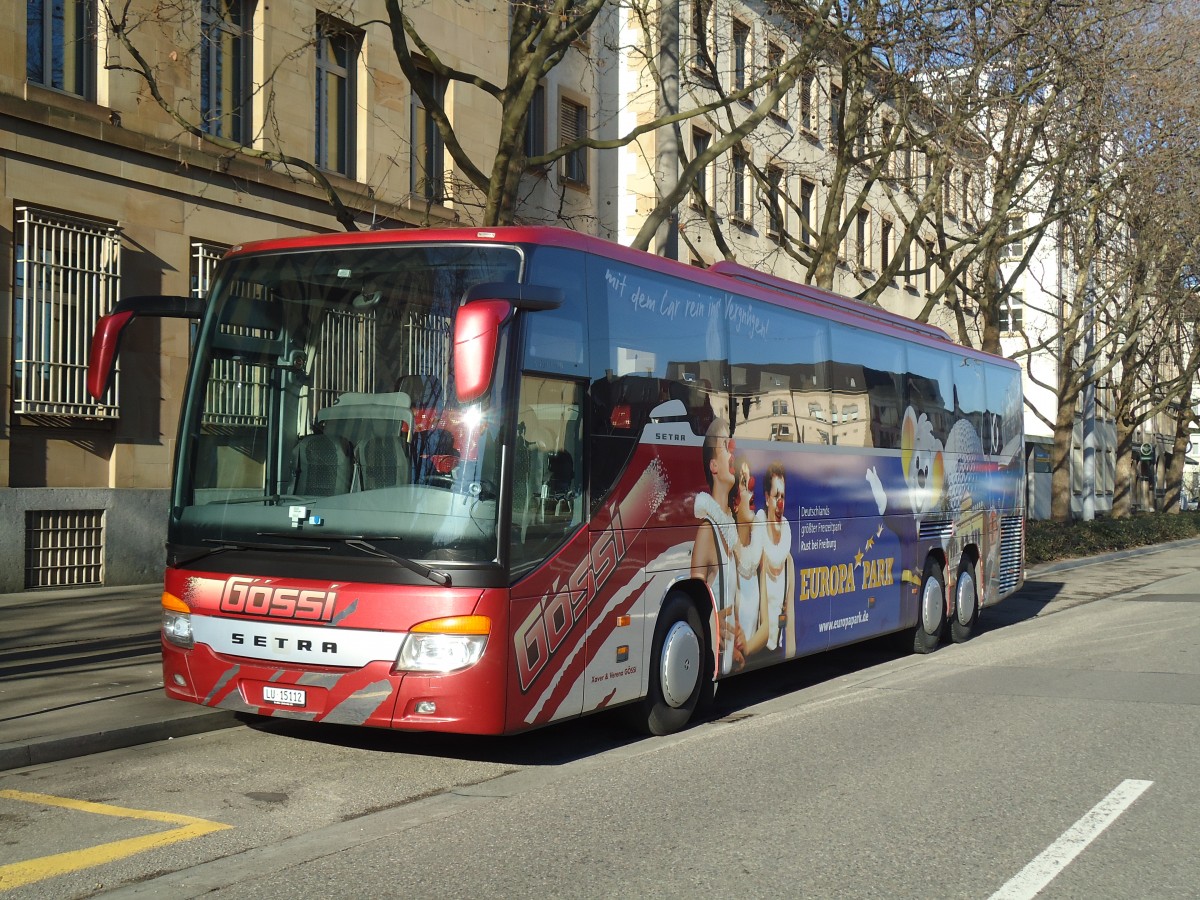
<box><xmin>224</xmin><ymin>225</ymin><xmax>1017</xmax><ymax>370</ymax></box>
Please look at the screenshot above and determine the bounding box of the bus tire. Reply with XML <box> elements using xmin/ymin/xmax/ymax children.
<box><xmin>949</xmin><ymin>555</ymin><xmax>979</xmax><ymax>644</ymax></box>
<box><xmin>627</xmin><ymin>594</ymin><xmax>709</xmax><ymax>736</ymax></box>
<box><xmin>912</xmin><ymin>557</ymin><xmax>946</xmax><ymax>654</ymax></box>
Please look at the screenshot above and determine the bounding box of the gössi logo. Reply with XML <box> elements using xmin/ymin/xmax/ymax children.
<box><xmin>219</xmin><ymin>577</ymin><xmax>339</xmax><ymax>622</ymax></box>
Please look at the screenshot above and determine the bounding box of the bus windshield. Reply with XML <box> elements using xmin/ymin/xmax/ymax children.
<box><xmin>170</xmin><ymin>242</ymin><xmax>523</xmax><ymax>568</ymax></box>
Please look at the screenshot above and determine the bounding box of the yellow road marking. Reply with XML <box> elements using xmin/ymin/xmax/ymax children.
<box><xmin>0</xmin><ymin>789</ymin><xmax>232</xmax><ymax>892</ymax></box>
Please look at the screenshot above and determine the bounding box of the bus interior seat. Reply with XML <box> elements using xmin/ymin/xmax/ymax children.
<box><xmin>395</xmin><ymin>374</ymin><xmax>441</xmax><ymax>410</ymax></box>
<box><xmin>292</xmin><ymin>433</ymin><xmax>354</xmax><ymax>496</ymax></box>
<box><xmin>357</xmin><ymin>435</ymin><xmax>412</xmax><ymax>490</ymax></box>
<box><xmin>316</xmin><ymin>391</ymin><xmax>415</xmax><ymax>449</ymax></box>
<box><xmin>513</xmin><ymin>415</ymin><xmax>546</xmax><ymax>540</ymax></box>
<box><xmin>545</xmin><ymin>450</ymin><xmax>575</xmax><ymax>517</ymax></box>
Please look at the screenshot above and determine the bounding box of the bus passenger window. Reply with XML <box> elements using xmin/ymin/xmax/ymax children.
<box><xmin>511</xmin><ymin>374</ymin><xmax>585</xmax><ymax>577</ymax></box>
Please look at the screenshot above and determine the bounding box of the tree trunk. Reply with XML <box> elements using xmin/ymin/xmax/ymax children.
<box><xmin>1050</xmin><ymin>397</ymin><xmax>1077</xmax><ymax>523</ymax></box>
<box><xmin>1112</xmin><ymin>417</ymin><xmax>1136</xmax><ymax>518</ymax></box>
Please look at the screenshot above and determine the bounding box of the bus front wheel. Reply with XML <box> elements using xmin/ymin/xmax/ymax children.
<box><xmin>912</xmin><ymin>557</ymin><xmax>946</xmax><ymax>654</ymax></box>
<box><xmin>949</xmin><ymin>555</ymin><xmax>979</xmax><ymax>643</ymax></box>
<box><xmin>627</xmin><ymin>594</ymin><xmax>710</xmax><ymax>736</ymax></box>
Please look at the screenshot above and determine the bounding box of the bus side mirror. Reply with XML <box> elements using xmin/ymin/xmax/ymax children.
<box><xmin>453</xmin><ymin>299</ymin><xmax>512</xmax><ymax>403</ymax></box>
<box><xmin>87</xmin><ymin>296</ymin><xmax>206</xmax><ymax>400</ymax></box>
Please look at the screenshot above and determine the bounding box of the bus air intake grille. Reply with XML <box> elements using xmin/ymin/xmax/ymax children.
<box><xmin>998</xmin><ymin>515</ymin><xmax>1024</xmax><ymax>594</ymax></box>
<box><xmin>918</xmin><ymin>519</ymin><xmax>953</xmax><ymax>544</ymax></box>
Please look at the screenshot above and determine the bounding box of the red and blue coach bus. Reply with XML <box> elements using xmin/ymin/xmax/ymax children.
<box><xmin>88</xmin><ymin>227</ymin><xmax>1024</xmax><ymax>736</ymax></box>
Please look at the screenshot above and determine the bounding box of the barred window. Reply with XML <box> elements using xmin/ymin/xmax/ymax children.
<box><xmin>14</xmin><ymin>206</ymin><xmax>121</xmax><ymax>418</ymax></box>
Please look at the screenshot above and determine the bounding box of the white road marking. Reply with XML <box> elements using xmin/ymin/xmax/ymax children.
<box><xmin>989</xmin><ymin>779</ymin><xmax>1153</xmax><ymax>900</ymax></box>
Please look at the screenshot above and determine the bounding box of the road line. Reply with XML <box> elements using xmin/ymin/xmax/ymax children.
<box><xmin>989</xmin><ymin>779</ymin><xmax>1153</xmax><ymax>900</ymax></box>
<box><xmin>0</xmin><ymin>789</ymin><xmax>231</xmax><ymax>891</ymax></box>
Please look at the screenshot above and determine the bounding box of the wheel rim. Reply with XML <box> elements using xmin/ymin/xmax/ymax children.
<box><xmin>956</xmin><ymin>568</ymin><xmax>977</xmax><ymax>626</ymax></box>
<box><xmin>660</xmin><ymin>620</ymin><xmax>701</xmax><ymax>708</ymax></box>
<box><xmin>921</xmin><ymin>573</ymin><xmax>943</xmax><ymax>634</ymax></box>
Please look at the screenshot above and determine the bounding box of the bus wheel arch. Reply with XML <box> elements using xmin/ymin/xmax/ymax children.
<box><xmin>623</xmin><ymin>583</ymin><xmax>714</xmax><ymax>736</ymax></box>
<box><xmin>950</xmin><ymin>548</ymin><xmax>981</xmax><ymax>644</ymax></box>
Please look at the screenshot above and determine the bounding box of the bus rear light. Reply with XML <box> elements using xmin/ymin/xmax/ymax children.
<box><xmin>395</xmin><ymin>616</ymin><xmax>490</xmax><ymax>674</ymax></box>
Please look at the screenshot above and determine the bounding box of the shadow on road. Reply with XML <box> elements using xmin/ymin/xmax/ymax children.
<box><xmin>236</xmin><ymin>577</ymin><xmax>1068</xmax><ymax>768</ymax></box>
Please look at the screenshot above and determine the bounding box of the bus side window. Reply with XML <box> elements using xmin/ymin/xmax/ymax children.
<box><xmin>511</xmin><ymin>374</ymin><xmax>585</xmax><ymax>576</ymax></box>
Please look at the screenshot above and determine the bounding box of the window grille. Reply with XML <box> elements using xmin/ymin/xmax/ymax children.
<box><xmin>25</xmin><ymin>509</ymin><xmax>104</xmax><ymax>589</ymax></box>
<box><xmin>311</xmin><ymin>307</ymin><xmax>378</xmax><ymax>413</ymax></box>
<box><xmin>14</xmin><ymin>206</ymin><xmax>121</xmax><ymax>418</ymax></box>
<box><xmin>192</xmin><ymin>241</ymin><xmax>270</xmax><ymax>427</ymax></box>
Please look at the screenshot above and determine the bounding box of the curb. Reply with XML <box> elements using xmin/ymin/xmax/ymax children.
<box><xmin>0</xmin><ymin>708</ymin><xmax>241</xmax><ymax>772</ymax></box>
<box><xmin>1025</xmin><ymin>535</ymin><xmax>1200</xmax><ymax>578</ymax></box>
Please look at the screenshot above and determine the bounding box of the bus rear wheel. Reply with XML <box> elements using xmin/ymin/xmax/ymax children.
<box><xmin>627</xmin><ymin>594</ymin><xmax>711</xmax><ymax>736</ymax></box>
<box><xmin>912</xmin><ymin>557</ymin><xmax>946</xmax><ymax>654</ymax></box>
<box><xmin>949</xmin><ymin>556</ymin><xmax>979</xmax><ymax>643</ymax></box>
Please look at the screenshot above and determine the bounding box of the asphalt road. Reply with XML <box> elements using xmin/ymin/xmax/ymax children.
<box><xmin>1</xmin><ymin>549</ymin><xmax>1197</xmax><ymax>899</ymax></box>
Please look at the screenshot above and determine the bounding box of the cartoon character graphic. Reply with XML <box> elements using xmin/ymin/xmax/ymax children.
<box><xmin>866</xmin><ymin>407</ymin><xmax>947</xmax><ymax>587</ymax></box>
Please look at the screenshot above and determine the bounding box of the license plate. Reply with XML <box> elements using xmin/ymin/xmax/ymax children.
<box><xmin>262</xmin><ymin>686</ymin><xmax>306</xmax><ymax>707</ymax></box>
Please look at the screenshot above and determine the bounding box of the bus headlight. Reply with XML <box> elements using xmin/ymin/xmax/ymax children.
<box><xmin>395</xmin><ymin>616</ymin><xmax>490</xmax><ymax>673</ymax></box>
<box><xmin>161</xmin><ymin>591</ymin><xmax>194</xmax><ymax>648</ymax></box>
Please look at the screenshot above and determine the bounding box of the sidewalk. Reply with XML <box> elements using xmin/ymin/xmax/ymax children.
<box><xmin>0</xmin><ymin>584</ymin><xmax>237</xmax><ymax>771</ymax></box>
<box><xmin>3</xmin><ymin>538</ymin><xmax>1199</xmax><ymax>772</ymax></box>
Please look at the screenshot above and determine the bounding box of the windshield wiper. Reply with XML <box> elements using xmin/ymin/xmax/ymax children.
<box><xmin>172</xmin><ymin>538</ymin><xmax>332</xmax><ymax>568</ymax></box>
<box><xmin>263</xmin><ymin>533</ymin><xmax>453</xmax><ymax>587</ymax></box>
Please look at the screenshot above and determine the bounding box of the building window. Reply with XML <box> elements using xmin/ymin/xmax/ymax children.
<box><xmin>855</xmin><ymin>208</ymin><xmax>870</xmax><ymax>269</ymax></box>
<box><xmin>525</xmin><ymin>83</ymin><xmax>546</xmax><ymax>161</ymax></box>
<box><xmin>881</xmin><ymin>219</ymin><xmax>893</xmax><ymax>276</ymax></box>
<box><xmin>799</xmin><ymin>69</ymin><xmax>816</xmax><ymax>132</ymax></box>
<box><xmin>411</xmin><ymin>67</ymin><xmax>447</xmax><ymax>200</ymax></box>
<box><xmin>14</xmin><ymin>206</ymin><xmax>121</xmax><ymax>418</ymax></box>
<box><xmin>1003</xmin><ymin>291</ymin><xmax>1024</xmax><ymax>333</ymax></box>
<box><xmin>800</xmin><ymin>179</ymin><xmax>815</xmax><ymax>245</ymax></box>
<box><xmin>768</xmin><ymin>43</ymin><xmax>786</xmax><ymax>116</ymax></box>
<box><xmin>731</xmin><ymin>146</ymin><xmax>750</xmax><ymax>223</ymax></box>
<box><xmin>766</xmin><ymin>165</ymin><xmax>785</xmax><ymax>239</ymax></box>
<box><xmin>1003</xmin><ymin>214</ymin><xmax>1025</xmax><ymax>259</ymax></box>
<box><xmin>772</xmin><ymin>399</ymin><xmax>790</xmax><ymax>416</ymax></box>
<box><xmin>692</xmin><ymin>128</ymin><xmax>711</xmax><ymax>207</ymax></box>
<box><xmin>559</xmin><ymin>96</ymin><xmax>588</xmax><ymax>186</ymax></box>
<box><xmin>690</xmin><ymin>0</ymin><xmax>714</xmax><ymax>71</ymax></box>
<box><xmin>829</xmin><ymin>86</ymin><xmax>843</xmax><ymax>144</ymax></box>
<box><xmin>315</xmin><ymin>18</ymin><xmax>358</xmax><ymax>177</ymax></box>
<box><xmin>201</xmin><ymin>0</ymin><xmax>253</xmax><ymax>143</ymax></box>
<box><xmin>27</xmin><ymin>0</ymin><xmax>95</xmax><ymax>98</ymax></box>
<box><xmin>732</xmin><ymin>20</ymin><xmax>751</xmax><ymax>92</ymax></box>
